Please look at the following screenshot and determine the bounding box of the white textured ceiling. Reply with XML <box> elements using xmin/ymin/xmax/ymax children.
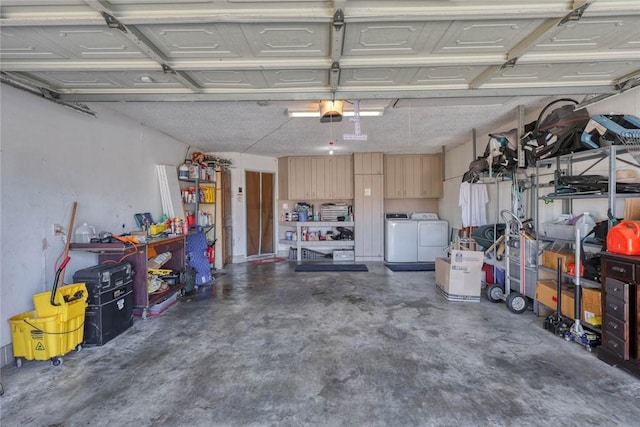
<box><xmin>1</xmin><ymin>1</ymin><xmax>640</xmax><ymax>157</ymax></box>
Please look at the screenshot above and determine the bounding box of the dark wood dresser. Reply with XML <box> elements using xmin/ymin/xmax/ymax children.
<box><xmin>600</xmin><ymin>253</ymin><xmax>640</xmax><ymax>378</ymax></box>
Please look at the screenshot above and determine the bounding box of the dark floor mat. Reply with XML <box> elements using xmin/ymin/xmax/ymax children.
<box><xmin>385</xmin><ymin>262</ymin><xmax>435</xmax><ymax>272</ymax></box>
<box><xmin>295</xmin><ymin>264</ymin><xmax>368</xmax><ymax>272</ymax></box>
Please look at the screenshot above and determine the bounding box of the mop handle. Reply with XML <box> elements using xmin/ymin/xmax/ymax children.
<box><xmin>50</xmin><ymin>256</ymin><xmax>71</xmax><ymax>306</ymax></box>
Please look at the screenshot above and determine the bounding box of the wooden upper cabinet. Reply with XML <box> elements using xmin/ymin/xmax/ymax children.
<box><xmin>310</xmin><ymin>157</ymin><xmax>329</xmax><ymax>199</ymax></box>
<box><xmin>280</xmin><ymin>155</ymin><xmax>353</xmax><ymax>200</ymax></box>
<box><xmin>287</xmin><ymin>157</ymin><xmax>312</xmax><ymax>199</ymax></box>
<box><xmin>423</xmin><ymin>154</ymin><xmax>443</xmax><ymax>198</ymax></box>
<box><xmin>384</xmin><ymin>155</ymin><xmax>405</xmax><ymax>198</ymax></box>
<box><xmin>354</xmin><ymin>153</ymin><xmax>383</xmax><ymax>175</ymax></box>
<box><xmin>405</xmin><ymin>155</ymin><xmax>423</xmax><ymax>198</ymax></box>
<box><xmin>330</xmin><ymin>155</ymin><xmax>354</xmax><ymax>199</ymax></box>
<box><xmin>384</xmin><ymin>154</ymin><xmax>442</xmax><ymax>199</ymax></box>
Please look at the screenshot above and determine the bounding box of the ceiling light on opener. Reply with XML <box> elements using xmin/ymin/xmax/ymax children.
<box><xmin>287</xmin><ymin>109</ymin><xmax>384</xmax><ymax>118</ymax></box>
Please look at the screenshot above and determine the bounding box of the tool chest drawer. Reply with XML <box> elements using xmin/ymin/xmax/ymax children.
<box><xmin>603</xmin><ymin>334</ymin><xmax>629</xmax><ymax>360</ymax></box>
<box><xmin>604</xmin><ymin>294</ymin><xmax>628</xmax><ymax>323</ymax></box>
<box><xmin>605</xmin><ymin>278</ymin><xmax>629</xmax><ymax>303</ymax></box>
<box><xmin>604</xmin><ymin>259</ymin><xmax>634</xmax><ymax>282</ymax></box>
<box><xmin>603</xmin><ymin>315</ymin><xmax>627</xmax><ymax>342</ymax></box>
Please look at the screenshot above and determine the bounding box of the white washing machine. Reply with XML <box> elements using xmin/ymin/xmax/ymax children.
<box><xmin>385</xmin><ymin>213</ymin><xmax>417</xmax><ymax>263</ymax></box>
<box><xmin>413</xmin><ymin>213</ymin><xmax>449</xmax><ymax>262</ymax></box>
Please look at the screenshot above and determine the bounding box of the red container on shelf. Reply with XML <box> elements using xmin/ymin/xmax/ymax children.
<box><xmin>186</xmin><ymin>213</ymin><xmax>196</xmax><ymax>227</ymax></box>
<box><xmin>607</xmin><ymin>220</ymin><xmax>640</xmax><ymax>255</ymax></box>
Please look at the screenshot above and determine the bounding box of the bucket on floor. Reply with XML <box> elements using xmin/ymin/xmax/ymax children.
<box><xmin>10</xmin><ymin>283</ymin><xmax>88</xmax><ymax>366</ymax></box>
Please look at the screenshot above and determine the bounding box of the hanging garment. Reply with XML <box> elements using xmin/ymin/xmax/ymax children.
<box><xmin>459</xmin><ymin>182</ymin><xmax>489</xmax><ymax>227</ymax></box>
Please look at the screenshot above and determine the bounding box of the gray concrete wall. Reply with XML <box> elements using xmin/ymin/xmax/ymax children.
<box><xmin>0</xmin><ymin>86</ymin><xmax>191</xmax><ymax>365</ymax></box>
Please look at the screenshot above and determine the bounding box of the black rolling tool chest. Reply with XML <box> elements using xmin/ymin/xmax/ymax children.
<box><xmin>73</xmin><ymin>262</ymin><xmax>135</xmax><ymax>346</ymax></box>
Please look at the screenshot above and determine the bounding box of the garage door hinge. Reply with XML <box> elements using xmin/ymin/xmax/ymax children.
<box><xmin>333</xmin><ymin>9</ymin><xmax>345</xmax><ymax>31</ymax></box>
<box><xmin>162</xmin><ymin>64</ymin><xmax>176</xmax><ymax>74</ymax></box>
<box><xmin>40</xmin><ymin>87</ymin><xmax>60</xmax><ymax>100</ymax></box>
<box><xmin>501</xmin><ymin>57</ymin><xmax>518</xmax><ymax>69</ymax></box>
<box><xmin>100</xmin><ymin>11</ymin><xmax>127</xmax><ymax>33</ymax></box>
<box><xmin>559</xmin><ymin>2</ymin><xmax>591</xmax><ymax>26</ymax></box>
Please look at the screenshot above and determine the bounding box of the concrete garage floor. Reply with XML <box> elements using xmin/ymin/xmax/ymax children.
<box><xmin>2</xmin><ymin>261</ymin><xmax>640</xmax><ymax>426</ymax></box>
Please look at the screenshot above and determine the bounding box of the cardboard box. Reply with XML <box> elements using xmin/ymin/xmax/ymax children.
<box><xmin>536</xmin><ymin>281</ymin><xmax>601</xmax><ymax>324</ymax></box>
<box><xmin>535</xmin><ymin>280</ymin><xmax>576</xmax><ymax>318</ymax></box>
<box><xmin>542</xmin><ymin>249</ymin><xmax>575</xmax><ymax>272</ymax></box>
<box><xmin>147</xmin><ymin>251</ymin><xmax>172</xmax><ymax>269</ymax></box>
<box><xmin>435</xmin><ymin>250</ymin><xmax>484</xmax><ymax>302</ymax></box>
<box><xmin>582</xmin><ymin>287</ymin><xmax>602</xmax><ymax>326</ymax></box>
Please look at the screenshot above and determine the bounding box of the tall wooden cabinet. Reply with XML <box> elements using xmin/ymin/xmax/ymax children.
<box><xmin>384</xmin><ymin>154</ymin><xmax>442</xmax><ymax>198</ymax></box>
<box><xmin>354</xmin><ymin>153</ymin><xmax>384</xmax><ymax>259</ymax></box>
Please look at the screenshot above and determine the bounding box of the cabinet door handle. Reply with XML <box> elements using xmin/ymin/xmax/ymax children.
<box><xmin>611</xmin><ymin>266</ymin><xmax>626</xmax><ymax>273</ymax></box>
<box><xmin>607</xmin><ymin>321</ymin><xmax>618</xmax><ymax>330</ymax></box>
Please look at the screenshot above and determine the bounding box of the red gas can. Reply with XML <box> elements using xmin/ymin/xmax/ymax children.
<box><xmin>607</xmin><ymin>220</ymin><xmax>640</xmax><ymax>255</ymax></box>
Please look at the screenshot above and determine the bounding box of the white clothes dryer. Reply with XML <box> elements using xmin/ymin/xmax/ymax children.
<box><xmin>413</xmin><ymin>213</ymin><xmax>449</xmax><ymax>262</ymax></box>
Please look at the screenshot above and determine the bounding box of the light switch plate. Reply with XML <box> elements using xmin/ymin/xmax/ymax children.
<box><xmin>364</xmin><ymin>188</ymin><xmax>371</xmax><ymax>196</ymax></box>
<box><xmin>283</xmin><ymin>203</ymin><xmax>288</xmax><ymax>210</ymax></box>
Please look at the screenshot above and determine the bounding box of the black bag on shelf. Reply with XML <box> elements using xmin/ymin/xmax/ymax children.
<box><xmin>521</xmin><ymin>98</ymin><xmax>590</xmax><ymax>165</ymax></box>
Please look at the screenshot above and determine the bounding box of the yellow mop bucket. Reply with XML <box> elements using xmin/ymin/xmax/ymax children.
<box><xmin>9</xmin><ymin>257</ymin><xmax>88</xmax><ymax>367</ymax></box>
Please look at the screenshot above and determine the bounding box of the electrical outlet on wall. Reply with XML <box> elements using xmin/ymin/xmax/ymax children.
<box><xmin>52</xmin><ymin>224</ymin><xmax>64</xmax><ymax>236</ymax></box>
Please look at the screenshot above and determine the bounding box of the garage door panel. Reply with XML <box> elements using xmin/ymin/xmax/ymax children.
<box><xmin>263</xmin><ymin>69</ymin><xmax>328</xmax><ymax>88</ymax></box>
<box><xmin>342</xmin><ymin>21</ymin><xmax>440</xmax><ymax>56</ymax></box>
<box><xmin>432</xmin><ymin>19</ymin><xmax>544</xmax><ymax>54</ymax></box>
<box><xmin>138</xmin><ymin>22</ymin><xmax>329</xmax><ymax>59</ymax></box>
<box><xmin>0</xmin><ymin>27</ymin><xmax>70</xmax><ymax>61</ymax></box>
<box><xmin>137</xmin><ymin>24</ymin><xmax>238</xmax><ymax>58</ymax></box>
<box><xmin>530</xmin><ymin>16</ymin><xmax>640</xmax><ymax>53</ymax></box>
<box><xmin>21</xmin><ymin>70</ymin><xmax>184</xmax><ymax>89</ymax></box>
<box><xmin>340</xmin><ymin>67</ymin><xmax>419</xmax><ymax>86</ymax></box>
<box><xmin>412</xmin><ymin>66</ymin><xmax>486</xmax><ymax>85</ymax></box>
<box><xmin>488</xmin><ymin>61</ymin><xmax>640</xmax><ymax>85</ymax></box>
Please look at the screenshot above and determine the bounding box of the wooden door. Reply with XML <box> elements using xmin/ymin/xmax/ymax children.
<box><xmin>246</xmin><ymin>171</ymin><xmax>261</xmax><ymax>257</ymax></box>
<box><xmin>245</xmin><ymin>170</ymin><xmax>275</xmax><ymax>257</ymax></box>
<box><xmin>222</xmin><ymin>168</ymin><xmax>233</xmax><ymax>266</ymax></box>
<box><xmin>260</xmin><ymin>172</ymin><xmax>275</xmax><ymax>254</ymax></box>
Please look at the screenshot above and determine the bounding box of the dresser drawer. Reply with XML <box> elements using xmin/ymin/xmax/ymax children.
<box><xmin>605</xmin><ymin>278</ymin><xmax>628</xmax><ymax>303</ymax></box>
<box><xmin>603</xmin><ymin>315</ymin><xmax>627</xmax><ymax>342</ymax></box>
<box><xmin>605</xmin><ymin>259</ymin><xmax>634</xmax><ymax>282</ymax></box>
<box><xmin>605</xmin><ymin>294</ymin><xmax>628</xmax><ymax>323</ymax></box>
<box><xmin>602</xmin><ymin>334</ymin><xmax>629</xmax><ymax>360</ymax></box>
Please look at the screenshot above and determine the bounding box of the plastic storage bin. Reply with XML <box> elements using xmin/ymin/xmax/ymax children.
<box><xmin>10</xmin><ymin>283</ymin><xmax>88</xmax><ymax>367</ymax></box>
<box><xmin>543</xmin><ymin>222</ymin><xmax>575</xmax><ymax>240</ymax></box>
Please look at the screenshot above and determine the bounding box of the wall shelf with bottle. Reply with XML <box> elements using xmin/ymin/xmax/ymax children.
<box><xmin>177</xmin><ymin>160</ymin><xmax>217</xmax><ymax>243</ymax></box>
